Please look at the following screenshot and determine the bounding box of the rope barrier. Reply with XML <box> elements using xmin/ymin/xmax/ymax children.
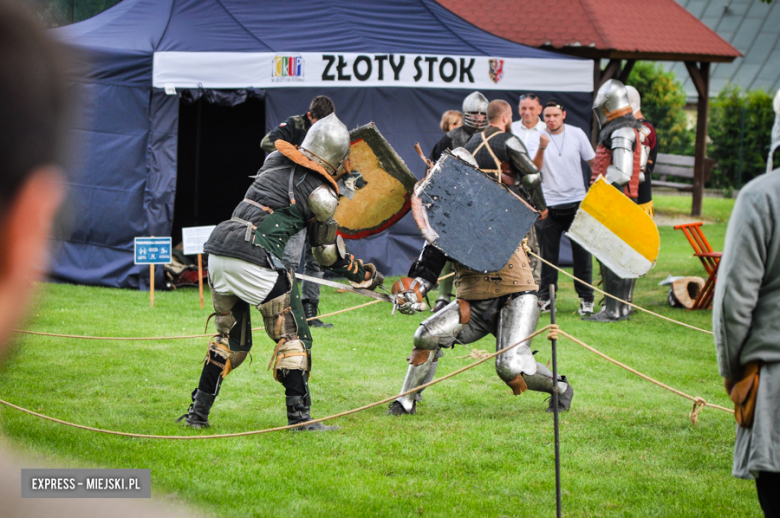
<box><xmin>0</xmin><ymin>322</ymin><xmax>736</xmax><ymax>438</ymax></box>
<box><xmin>553</xmin><ymin>326</ymin><xmax>733</xmax><ymax>417</ymax></box>
<box><xmin>0</xmin><ymin>327</ymin><xmax>552</xmax><ymax>439</ymax></box>
<box><xmin>527</xmin><ymin>251</ymin><xmax>714</xmax><ymax>336</ymax></box>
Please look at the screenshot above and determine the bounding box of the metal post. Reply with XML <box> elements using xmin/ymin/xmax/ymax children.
<box><xmin>550</xmin><ymin>284</ymin><xmax>561</xmax><ymax>518</ymax></box>
<box><xmin>738</xmin><ymin>104</ymin><xmax>745</xmax><ymax>189</ymax></box>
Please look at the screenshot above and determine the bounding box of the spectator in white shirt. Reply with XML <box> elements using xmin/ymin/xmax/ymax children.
<box><xmin>534</xmin><ymin>99</ymin><xmax>596</xmax><ymax>316</ymax></box>
<box><xmin>511</xmin><ymin>93</ymin><xmax>547</xmax><ymax>158</ymax></box>
<box><xmin>511</xmin><ymin>93</ymin><xmax>548</xmax><ymax>285</ymax></box>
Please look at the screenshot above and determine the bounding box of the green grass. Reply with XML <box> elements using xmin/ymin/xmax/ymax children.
<box><xmin>653</xmin><ymin>194</ymin><xmax>736</xmax><ymax>223</ymax></box>
<box><xmin>0</xmin><ymin>217</ymin><xmax>761</xmax><ymax>516</ymax></box>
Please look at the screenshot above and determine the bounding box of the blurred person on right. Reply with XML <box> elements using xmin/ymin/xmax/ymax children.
<box><xmin>713</xmin><ymin>89</ymin><xmax>780</xmax><ymax>518</ymax></box>
<box><xmin>534</xmin><ymin>99</ymin><xmax>596</xmax><ymax>316</ymax></box>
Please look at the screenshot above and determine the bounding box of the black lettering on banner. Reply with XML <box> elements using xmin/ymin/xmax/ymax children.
<box><xmin>389</xmin><ymin>55</ymin><xmax>405</xmax><ymax>80</ymax></box>
<box><xmin>424</xmin><ymin>56</ymin><xmax>438</xmax><ymax>82</ymax></box>
<box><xmin>374</xmin><ymin>55</ymin><xmax>388</xmax><ymax>80</ymax></box>
<box><xmin>439</xmin><ymin>57</ymin><xmax>457</xmax><ymax>82</ymax></box>
<box><xmin>322</xmin><ymin>55</ymin><xmax>336</xmax><ymax>81</ymax></box>
<box><xmin>413</xmin><ymin>56</ymin><xmax>423</xmax><ymax>82</ymax></box>
<box><xmin>353</xmin><ymin>55</ymin><xmax>372</xmax><ymax>81</ymax></box>
<box><xmin>460</xmin><ymin>58</ymin><xmax>475</xmax><ymax>83</ymax></box>
<box><xmin>336</xmin><ymin>55</ymin><xmax>351</xmax><ymax>81</ymax></box>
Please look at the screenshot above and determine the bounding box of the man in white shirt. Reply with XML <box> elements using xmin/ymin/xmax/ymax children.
<box><xmin>535</xmin><ymin>99</ymin><xmax>596</xmax><ymax>316</ymax></box>
<box><xmin>511</xmin><ymin>93</ymin><xmax>548</xmax><ymax>284</ymax></box>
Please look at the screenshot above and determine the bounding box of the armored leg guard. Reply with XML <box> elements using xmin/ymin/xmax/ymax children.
<box><xmin>522</xmin><ymin>362</ymin><xmax>573</xmax><ymax>412</ymax></box>
<box><xmin>495</xmin><ymin>293</ymin><xmax>541</xmax><ymax>391</ymax></box>
<box><xmin>302</xmin><ymin>298</ymin><xmax>333</xmax><ymax>328</ymax></box>
<box><xmin>177</xmin><ymin>389</ymin><xmax>216</xmax><ymax>428</ymax></box>
<box><xmin>388</xmin><ymin>347</ymin><xmax>440</xmax><ymax>415</ymax></box>
<box><xmin>280</xmin><ymin>370</ymin><xmax>339</xmax><ymax>431</ymax></box>
<box><xmin>583</xmin><ymin>262</ymin><xmax>633</xmax><ymax>322</ymax></box>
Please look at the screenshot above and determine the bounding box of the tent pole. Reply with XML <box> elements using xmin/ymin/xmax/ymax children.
<box><xmin>194</xmin><ymin>96</ymin><xmax>202</xmax><ymax>224</ymax></box>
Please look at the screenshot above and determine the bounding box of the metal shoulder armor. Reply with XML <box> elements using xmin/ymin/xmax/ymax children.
<box><xmin>506</xmin><ymin>136</ymin><xmax>546</xmax><ymax>211</ymax></box>
<box><xmin>607</xmin><ymin>127</ymin><xmax>636</xmax><ymax>187</ymax></box>
<box><xmin>308</xmin><ymin>184</ymin><xmax>339</xmax><ymax>222</ymax></box>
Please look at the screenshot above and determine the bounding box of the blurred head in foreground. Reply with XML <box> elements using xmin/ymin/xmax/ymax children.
<box><xmin>0</xmin><ymin>1</ymin><xmax>69</xmax><ymax>348</ymax></box>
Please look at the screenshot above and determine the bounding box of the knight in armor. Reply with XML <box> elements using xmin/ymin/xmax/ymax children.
<box><xmin>584</xmin><ymin>79</ymin><xmax>649</xmax><ymax>323</ymax></box>
<box><xmin>260</xmin><ymin>95</ymin><xmax>337</xmax><ymax>328</ymax></box>
<box><xmin>178</xmin><ymin>114</ymin><xmax>383</xmax><ymax>431</ymax></box>
<box><xmin>429</xmin><ymin>91</ymin><xmax>489</xmax><ymax>313</ymax></box>
<box><xmin>386</xmin><ymin>127</ymin><xmax>573</xmax><ymax>417</ymax></box>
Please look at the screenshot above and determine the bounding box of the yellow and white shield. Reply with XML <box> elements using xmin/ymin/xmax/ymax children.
<box><xmin>566</xmin><ymin>177</ymin><xmax>659</xmax><ymax>279</ymax></box>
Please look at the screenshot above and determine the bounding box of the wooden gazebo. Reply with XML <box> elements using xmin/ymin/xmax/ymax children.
<box><xmin>437</xmin><ymin>0</ymin><xmax>741</xmax><ymax>216</ymax></box>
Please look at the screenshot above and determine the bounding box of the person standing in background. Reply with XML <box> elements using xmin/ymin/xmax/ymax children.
<box><xmin>534</xmin><ymin>100</ymin><xmax>596</xmax><ymax>316</ymax></box>
<box><xmin>260</xmin><ymin>96</ymin><xmax>337</xmax><ymax>328</ymax></box>
<box><xmin>626</xmin><ymin>85</ymin><xmax>657</xmax><ymax>217</ymax></box>
<box><xmin>440</xmin><ymin>110</ymin><xmax>462</xmax><ymax>133</ymax></box>
<box><xmin>511</xmin><ymin>93</ymin><xmax>548</xmax><ymax>286</ymax></box>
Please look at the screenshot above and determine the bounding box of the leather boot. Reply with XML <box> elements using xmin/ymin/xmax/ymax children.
<box><xmin>302</xmin><ymin>299</ymin><xmax>333</xmax><ymax>328</ymax></box>
<box><xmin>176</xmin><ymin>389</ymin><xmax>216</xmax><ymax>428</ymax></box>
<box><xmin>287</xmin><ymin>396</ymin><xmax>340</xmax><ymax>432</ymax></box>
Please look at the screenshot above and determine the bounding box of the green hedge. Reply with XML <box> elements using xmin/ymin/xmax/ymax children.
<box><xmin>627</xmin><ymin>62</ymin><xmax>695</xmax><ymax>156</ymax></box>
<box><xmin>708</xmin><ymin>86</ymin><xmax>775</xmax><ymax>189</ymax></box>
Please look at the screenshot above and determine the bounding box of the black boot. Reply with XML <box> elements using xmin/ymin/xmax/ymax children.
<box><xmin>176</xmin><ymin>389</ymin><xmax>216</xmax><ymax>428</ymax></box>
<box><xmin>287</xmin><ymin>396</ymin><xmax>340</xmax><ymax>431</ymax></box>
<box><xmin>302</xmin><ymin>299</ymin><xmax>333</xmax><ymax>328</ymax></box>
<box><xmin>546</xmin><ymin>376</ymin><xmax>574</xmax><ymax>413</ymax></box>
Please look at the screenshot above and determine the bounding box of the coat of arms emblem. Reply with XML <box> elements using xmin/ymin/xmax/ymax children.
<box><xmin>488</xmin><ymin>59</ymin><xmax>504</xmax><ymax>83</ymax></box>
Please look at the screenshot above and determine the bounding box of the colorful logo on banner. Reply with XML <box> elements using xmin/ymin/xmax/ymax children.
<box><xmin>488</xmin><ymin>59</ymin><xmax>504</xmax><ymax>84</ymax></box>
<box><xmin>272</xmin><ymin>55</ymin><xmax>304</xmax><ymax>82</ymax></box>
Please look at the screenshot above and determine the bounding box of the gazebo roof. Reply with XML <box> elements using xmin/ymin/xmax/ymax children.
<box><xmin>436</xmin><ymin>0</ymin><xmax>741</xmax><ymax>62</ymax></box>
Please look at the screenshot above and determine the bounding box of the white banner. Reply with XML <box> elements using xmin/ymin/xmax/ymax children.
<box><xmin>153</xmin><ymin>52</ymin><xmax>592</xmax><ymax>92</ymax></box>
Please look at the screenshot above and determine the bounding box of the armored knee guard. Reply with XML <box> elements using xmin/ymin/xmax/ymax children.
<box><xmin>259</xmin><ymin>291</ymin><xmax>310</xmax><ymax>381</ymax></box>
<box><xmin>413</xmin><ymin>300</ymin><xmax>468</xmax><ymax>350</ymax></box>
<box><xmin>208</xmin><ymin>291</ymin><xmax>253</xmax><ymax>378</ymax></box>
<box><xmin>494</xmin><ymin>293</ymin><xmax>540</xmax><ymax>394</ymax></box>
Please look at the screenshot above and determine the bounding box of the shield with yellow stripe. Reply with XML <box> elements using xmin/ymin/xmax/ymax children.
<box><xmin>335</xmin><ymin>124</ymin><xmax>417</xmax><ymax>239</ymax></box>
<box><xmin>566</xmin><ymin>177</ymin><xmax>659</xmax><ymax>279</ymax></box>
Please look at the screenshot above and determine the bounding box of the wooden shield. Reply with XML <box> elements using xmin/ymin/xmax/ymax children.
<box><xmin>335</xmin><ymin>124</ymin><xmax>417</xmax><ymax>239</ymax></box>
<box><xmin>566</xmin><ymin>176</ymin><xmax>660</xmax><ymax>279</ymax></box>
<box><xmin>412</xmin><ymin>152</ymin><xmax>539</xmax><ymax>273</ymax></box>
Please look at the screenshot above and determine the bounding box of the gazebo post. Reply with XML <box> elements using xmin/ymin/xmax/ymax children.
<box><xmin>685</xmin><ymin>61</ymin><xmax>710</xmax><ymax>217</ymax></box>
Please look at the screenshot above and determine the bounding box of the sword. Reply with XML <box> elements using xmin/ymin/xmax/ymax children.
<box><xmin>295</xmin><ymin>273</ymin><xmax>394</xmax><ymax>303</ymax></box>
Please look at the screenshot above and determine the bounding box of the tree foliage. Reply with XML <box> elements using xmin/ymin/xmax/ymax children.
<box><xmin>627</xmin><ymin>62</ymin><xmax>695</xmax><ymax>156</ymax></box>
<box><xmin>708</xmin><ymin>86</ymin><xmax>774</xmax><ymax>189</ymax></box>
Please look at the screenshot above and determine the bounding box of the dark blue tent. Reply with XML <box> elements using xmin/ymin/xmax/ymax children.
<box><xmin>51</xmin><ymin>0</ymin><xmax>593</xmax><ymax>288</ymax></box>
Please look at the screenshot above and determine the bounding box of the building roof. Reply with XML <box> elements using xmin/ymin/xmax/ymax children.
<box><xmin>436</xmin><ymin>0</ymin><xmax>741</xmax><ymax>62</ymax></box>
<box><xmin>664</xmin><ymin>0</ymin><xmax>780</xmax><ymax>99</ymax></box>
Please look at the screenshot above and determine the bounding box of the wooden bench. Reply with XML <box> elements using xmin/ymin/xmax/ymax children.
<box><xmin>652</xmin><ymin>153</ymin><xmax>714</xmax><ymax>191</ymax></box>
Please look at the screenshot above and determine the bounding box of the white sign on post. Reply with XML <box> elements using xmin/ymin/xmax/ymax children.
<box><xmin>182</xmin><ymin>225</ymin><xmax>216</xmax><ymax>309</ymax></box>
<box><xmin>182</xmin><ymin>225</ymin><xmax>216</xmax><ymax>256</ymax></box>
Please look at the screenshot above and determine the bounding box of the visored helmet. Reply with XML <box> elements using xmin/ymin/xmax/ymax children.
<box><xmin>462</xmin><ymin>91</ymin><xmax>489</xmax><ymax>130</ymax></box>
<box><xmin>299</xmin><ymin>113</ymin><xmax>351</xmax><ymax>176</ymax></box>
<box><xmin>593</xmin><ymin>79</ymin><xmax>632</xmax><ymax>127</ymax></box>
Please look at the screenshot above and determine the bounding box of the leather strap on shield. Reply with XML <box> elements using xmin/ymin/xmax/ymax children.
<box><xmin>725</xmin><ymin>361</ymin><xmax>762</xmax><ymax>429</ymax></box>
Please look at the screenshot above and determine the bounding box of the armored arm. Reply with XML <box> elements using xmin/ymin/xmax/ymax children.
<box><xmin>306</xmin><ymin>185</ymin><xmax>380</xmax><ymax>288</ymax></box>
<box><xmin>606</xmin><ymin>127</ymin><xmax>636</xmax><ymax>187</ymax></box>
<box><xmin>506</xmin><ymin>137</ymin><xmax>547</xmax><ymax>212</ymax></box>
<box><xmin>407</xmin><ymin>244</ymin><xmax>446</xmax><ymax>296</ymax></box>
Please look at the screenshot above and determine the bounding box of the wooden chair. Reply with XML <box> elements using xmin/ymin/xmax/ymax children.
<box><xmin>673</xmin><ymin>222</ymin><xmax>721</xmax><ymax>310</ymax></box>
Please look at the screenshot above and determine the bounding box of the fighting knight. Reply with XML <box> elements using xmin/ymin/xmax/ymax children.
<box><xmin>387</xmin><ymin>148</ymin><xmax>573</xmax><ymax>417</ymax></box>
<box><xmin>584</xmin><ymin>79</ymin><xmax>649</xmax><ymax>323</ymax></box>
<box><xmin>178</xmin><ymin>114</ymin><xmax>383</xmax><ymax>431</ymax></box>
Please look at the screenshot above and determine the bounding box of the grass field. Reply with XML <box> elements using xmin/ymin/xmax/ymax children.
<box><xmin>0</xmin><ymin>195</ymin><xmax>761</xmax><ymax>517</ymax></box>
